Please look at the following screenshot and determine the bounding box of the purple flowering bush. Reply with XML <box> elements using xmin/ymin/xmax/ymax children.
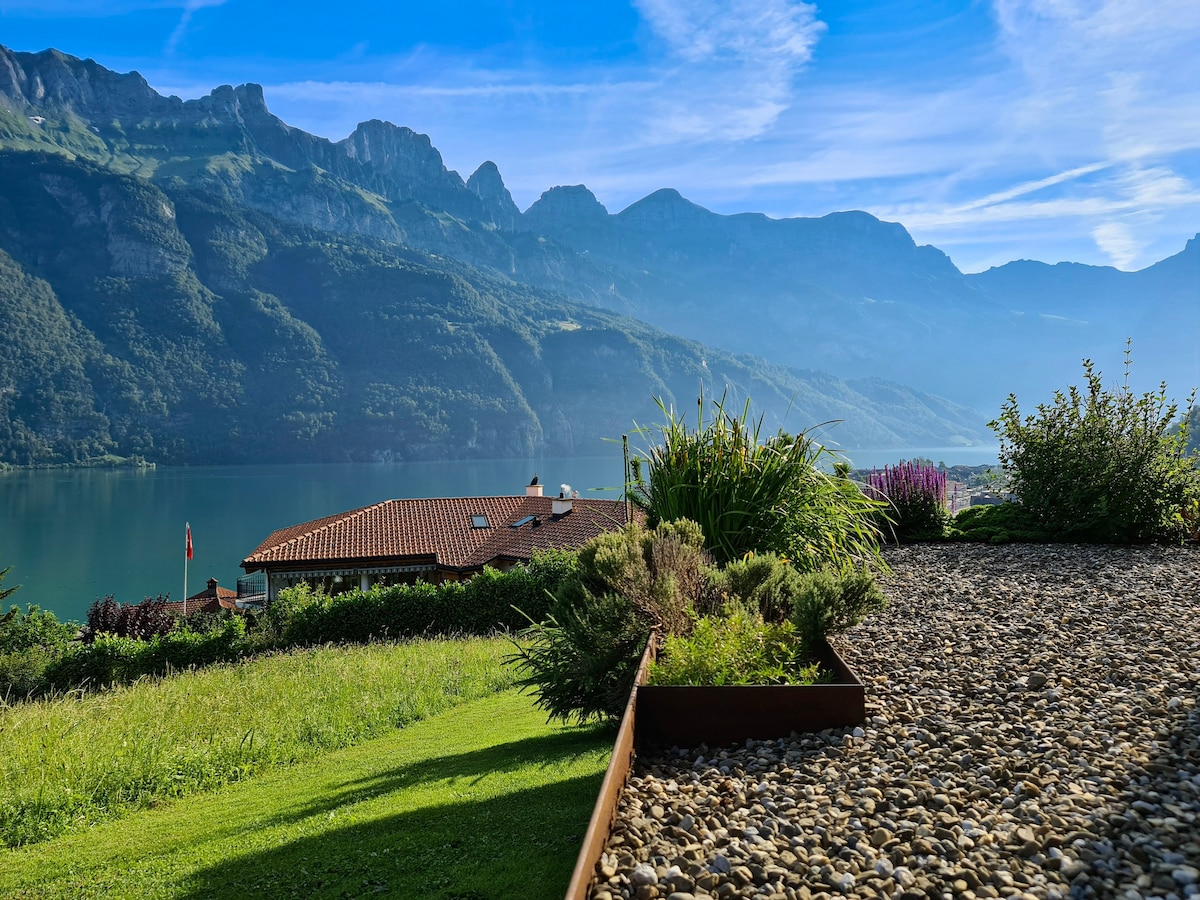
<box><xmin>867</xmin><ymin>461</ymin><xmax>951</xmax><ymax>541</ymax></box>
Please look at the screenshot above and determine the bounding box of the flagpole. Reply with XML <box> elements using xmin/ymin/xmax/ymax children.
<box><xmin>184</xmin><ymin>522</ymin><xmax>190</xmax><ymax>617</ymax></box>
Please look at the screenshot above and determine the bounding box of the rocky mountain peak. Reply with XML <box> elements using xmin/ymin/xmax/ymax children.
<box><xmin>0</xmin><ymin>44</ymin><xmax>163</xmax><ymax>120</ymax></box>
<box><xmin>466</xmin><ymin>160</ymin><xmax>521</xmax><ymax>230</ymax></box>
<box><xmin>617</xmin><ymin>188</ymin><xmax>713</xmax><ymax>229</ymax></box>
<box><xmin>523</xmin><ymin>184</ymin><xmax>610</xmax><ymax>234</ymax></box>
<box><xmin>339</xmin><ymin>119</ymin><xmax>465</xmax><ymax>192</ymax></box>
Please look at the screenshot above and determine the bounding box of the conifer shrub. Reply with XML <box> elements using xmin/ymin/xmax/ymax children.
<box><xmin>508</xmin><ymin>521</ymin><xmax>715</xmax><ymax>724</ymax></box>
<box><xmin>789</xmin><ymin>568</ymin><xmax>887</xmax><ymax>655</ymax></box>
<box><xmin>990</xmin><ymin>349</ymin><xmax>1199</xmax><ymax>542</ymax></box>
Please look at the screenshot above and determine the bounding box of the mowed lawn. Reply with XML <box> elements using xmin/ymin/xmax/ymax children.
<box><xmin>0</xmin><ymin>690</ymin><xmax>611</xmax><ymax>899</ymax></box>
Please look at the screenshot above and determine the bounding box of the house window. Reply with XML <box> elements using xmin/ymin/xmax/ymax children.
<box><xmin>510</xmin><ymin>515</ymin><xmax>536</xmax><ymax>528</ymax></box>
<box><xmin>471</xmin><ymin>515</ymin><xmax>490</xmax><ymax>528</ymax></box>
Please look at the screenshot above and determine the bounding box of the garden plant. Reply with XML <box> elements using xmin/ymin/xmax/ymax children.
<box><xmin>627</xmin><ymin>392</ymin><xmax>886</xmax><ymax>569</ymax></box>
<box><xmin>989</xmin><ymin>347</ymin><xmax>1199</xmax><ymax>542</ymax></box>
<box><xmin>866</xmin><ymin>460</ymin><xmax>952</xmax><ymax>541</ymax></box>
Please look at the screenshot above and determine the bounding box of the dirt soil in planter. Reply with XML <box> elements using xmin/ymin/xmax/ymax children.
<box><xmin>591</xmin><ymin>543</ymin><xmax>1200</xmax><ymax>900</ymax></box>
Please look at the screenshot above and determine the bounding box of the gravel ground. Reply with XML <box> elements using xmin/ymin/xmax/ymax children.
<box><xmin>589</xmin><ymin>543</ymin><xmax>1200</xmax><ymax>900</ymax></box>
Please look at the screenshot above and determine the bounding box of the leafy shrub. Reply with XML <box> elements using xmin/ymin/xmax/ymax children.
<box><xmin>990</xmin><ymin>349</ymin><xmax>1200</xmax><ymax>543</ymax></box>
<box><xmin>629</xmin><ymin>392</ymin><xmax>886</xmax><ymax>570</ymax></box>
<box><xmin>43</xmin><ymin>618</ymin><xmax>249</xmax><ymax>690</ymax></box>
<box><xmin>85</xmin><ymin>594</ymin><xmax>175</xmax><ymax>641</ymax></box>
<box><xmin>0</xmin><ymin>647</ymin><xmax>59</xmax><ymax>700</ymax></box>
<box><xmin>648</xmin><ymin>604</ymin><xmax>823</xmax><ymax>686</ymax></box>
<box><xmin>0</xmin><ymin>606</ymin><xmax>79</xmax><ymax>700</ymax></box>
<box><xmin>789</xmin><ymin>568</ymin><xmax>887</xmax><ymax>654</ymax></box>
<box><xmin>866</xmin><ymin>460</ymin><xmax>952</xmax><ymax>540</ymax></box>
<box><xmin>0</xmin><ymin>605</ymin><xmax>76</xmax><ymax>654</ymax></box>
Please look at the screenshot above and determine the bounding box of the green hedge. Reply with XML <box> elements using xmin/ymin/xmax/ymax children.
<box><xmin>275</xmin><ymin>552</ymin><xmax>575</xmax><ymax>646</ymax></box>
<box><xmin>1</xmin><ymin>553</ymin><xmax>576</xmax><ymax>701</ymax></box>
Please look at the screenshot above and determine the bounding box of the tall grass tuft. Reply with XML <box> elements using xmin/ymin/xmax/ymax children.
<box><xmin>0</xmin><ymin>636</ymin><xmax>515</xmax><ymax>848</ymax></box>
<box><xmin>628</xmin><ymin>393</ymin><xmax>886</xmax><ymax>570</ymax></box>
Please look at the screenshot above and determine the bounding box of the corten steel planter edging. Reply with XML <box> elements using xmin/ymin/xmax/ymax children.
<box><xmin>564</xmin><ymin>634</ymin><xmax>865</xmax><ymax>899</ymax></box>
<box><xmin>634</xmin><ymin>637</ymin><xmax>866</xmax><ymax>749</ymax></box>
<box><xmin>563</xmin><ymin>636</ymin><xmax>657</xmax><ymax>900</ymax></box>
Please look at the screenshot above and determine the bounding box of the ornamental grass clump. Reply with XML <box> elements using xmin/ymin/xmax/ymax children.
<box><xmin>867</xmin><ymin>460</ymin><xmax>952</xmax><ymax>541</ymax></box>
<box><xmin>628</xmin><ymin>392</ymin><xmax>886</xmax><ymax>570</ymax></box>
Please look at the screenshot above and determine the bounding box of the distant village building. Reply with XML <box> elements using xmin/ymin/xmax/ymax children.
<box><xmin>240</xmin><ymin>481</ymin><xmax>641</xmax><ymax>604</ymax></box>
<box><xmin>161</xmin><ymin>577</ymin><xmax>240</xmax><ymax>617</ymax></box>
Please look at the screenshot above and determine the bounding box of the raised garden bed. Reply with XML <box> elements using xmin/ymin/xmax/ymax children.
<box><xmin>564</xmin><ymin>633</ymin><xmax>865</xmax><ymax>899</ymax></box>
<box><xmin>635</xmin><ymin>637</ymin><xmax>865</xmax><ymax>748</ymax></box>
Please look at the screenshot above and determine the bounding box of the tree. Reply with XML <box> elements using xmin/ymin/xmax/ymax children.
<box><xmin>0</xmin><ymin>564</ymin><xmax>18</xmax><ymax>603</ymax></box>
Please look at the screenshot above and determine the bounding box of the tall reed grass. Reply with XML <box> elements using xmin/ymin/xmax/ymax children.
<box><xmin>629</xmin><ymin>393</ymin><xmax>885</xmax><ymax>569</ymax></box>
<box><xmin>0</xmin><ymin>636</ymin><xmax>514</xmax><ymax>847</ymax></box>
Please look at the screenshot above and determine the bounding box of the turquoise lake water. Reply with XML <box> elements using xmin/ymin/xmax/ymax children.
<box><xmin>1</xmin><ymin>447</ymin><xmax>998</xmax><ymax>623</ymax></box>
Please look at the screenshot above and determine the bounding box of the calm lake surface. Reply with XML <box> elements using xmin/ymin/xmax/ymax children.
<box><xmin>2</xmin><ymin>447</ymin><xmax>998</xmax><ymax>624</ymax></box>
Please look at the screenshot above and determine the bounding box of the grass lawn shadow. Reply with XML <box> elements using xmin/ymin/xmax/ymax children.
<box><xmin>175</xmin><ymin>772</ymin><xmax>604</xmax><ymax>900</ymax></box>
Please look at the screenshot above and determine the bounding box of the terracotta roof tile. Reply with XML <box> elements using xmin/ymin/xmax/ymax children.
<box><xmin>242</xmin><ymin>495</ymin><xmax>644</xmax><ymax>573</ymax></box>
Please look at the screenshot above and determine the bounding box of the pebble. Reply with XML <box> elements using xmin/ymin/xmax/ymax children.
<box><xmin>588</xmin><ymin>544</ymin><xmax>1200</xmax><ymax>899</ymax></box>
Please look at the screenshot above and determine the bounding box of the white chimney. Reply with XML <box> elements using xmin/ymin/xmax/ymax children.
<box><xmin>526</xmin><ymin>474</ymin><xmax>543</xmax><ymax>497</ymax></box>
<box><xmin>552</xmin><ymin>483</ymin><xmax>574</xmax><ymax>515</ymax></box>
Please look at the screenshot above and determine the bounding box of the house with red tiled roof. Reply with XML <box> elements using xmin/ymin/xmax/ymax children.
<box><xmin>240</xmin><ymin>481</ymin><xmax>642</xmax><ymax>603</ymax></box>
<box><xmin>162</xmin><ymin>577</ymin><xmax>240</xmax><ymax>617</ymax></box>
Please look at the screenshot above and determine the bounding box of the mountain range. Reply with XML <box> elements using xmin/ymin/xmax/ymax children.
<box><xmin>0</xmin><ymin>44</ymin><xmax>1195</xmax><ymax>466</ymax></box>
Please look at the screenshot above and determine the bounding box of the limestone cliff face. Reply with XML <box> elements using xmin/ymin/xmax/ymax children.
<box><xmin>523</xmin><ymin>185</ymin><xmax>611</xmax><ymax>245</ymax></box>
<box><xmin>466</xmin><ymin>161</ymin><xmax>522</xmax><ymax>231</ymax></box>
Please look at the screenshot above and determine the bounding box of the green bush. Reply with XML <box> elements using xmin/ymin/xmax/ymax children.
<box><xmin>648</xmin><ymin>604</ymin><xmax>823</xmax><ymax>686</ymax></box>
<box><xmin>0</xmin><ymin>605</ymin><xmax>77</xmax><ymax>655</ymax></box>
<box><xmin>629</xmin><ymin>393</ymin><xmax>886</xmax><ymax>570</ymax></box>
<box><xmin>567</xmin><ymin>519</ymin><xmax>714</xmax><ymax>636</ymax></box>
<box><xmin>507</xmin><ymin>521</ymin><xmax>714</xmax><ymax>724</ymax></box>
<box><xmin>990</xmin><ymin>349</ymin><xmax>1200</xmax><ymax>542</ymax></box>
<box><xmin>709</xmin><ymin>552</ymin><xmax>805</xmax><ymax>623</ymax></box>
<box><xmin>508</xmin><ymin>592</ymin><xmax>647</xmax><ymax>725</ymax></box>
<box><xmin>43</xmin><ymin>618</ymin><xmax>250</xmax><ymax>690</ymax></box>
<box><xmin>789</xmin><ymin>568</ymin><xmax>887</xmax><ymax>654</ymax></box>
<box><xmin>949</xmin><ymin>503</ymin><xmax>1050</xmax><ymax>544</ymax></box>
<box><xmin>269</xmin><ymin>551</ymin><xmax>577</xmax><ymax>647</ymax></box>
<box><xmin>0</xmin><ymin>605</ymin><xmax>79</xmax><ymax>700</ymax></box>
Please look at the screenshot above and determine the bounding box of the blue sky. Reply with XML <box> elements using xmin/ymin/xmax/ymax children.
<box><xmin>2</xmin><ymin>0</ymin><xmax>1198</xmax><ymax>273</ymax></box>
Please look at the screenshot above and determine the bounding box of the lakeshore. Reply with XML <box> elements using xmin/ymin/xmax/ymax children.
<box><xmin>1</xmin><ymin>450</ymin><xmax>998</xmax><ymax>624</ymax></box>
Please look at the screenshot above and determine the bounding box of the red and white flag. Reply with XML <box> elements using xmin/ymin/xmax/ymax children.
<box><xmin>186</xmin><ymin>523</ymin><xmax>193</xmax><ymax>561</ymax></box>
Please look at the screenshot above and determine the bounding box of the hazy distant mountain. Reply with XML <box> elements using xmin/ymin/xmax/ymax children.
<box><xmin>0</xmin><ymin>49</ymin><xmax>991</xmax><ymax>466</ymax></box>
<box><xmin>1</xmin><ymin>44</ymin><xmax>1192</xmax><ymax>465</ymax></box>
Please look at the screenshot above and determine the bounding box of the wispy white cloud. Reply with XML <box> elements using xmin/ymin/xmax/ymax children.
<box><xmin>630</xmin><ymin>0</ymin><xmax>825</xmax><ymax>142</ymax></box>
<box><xmin>165</xmin><ymin>0</ymin><xmax>226</xmax><ymax>55</ymax></box>
<box><xmin>1091</xmin><ymin>222</ymin><xmax>1141</xmax><ymax>269</ymax></box>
